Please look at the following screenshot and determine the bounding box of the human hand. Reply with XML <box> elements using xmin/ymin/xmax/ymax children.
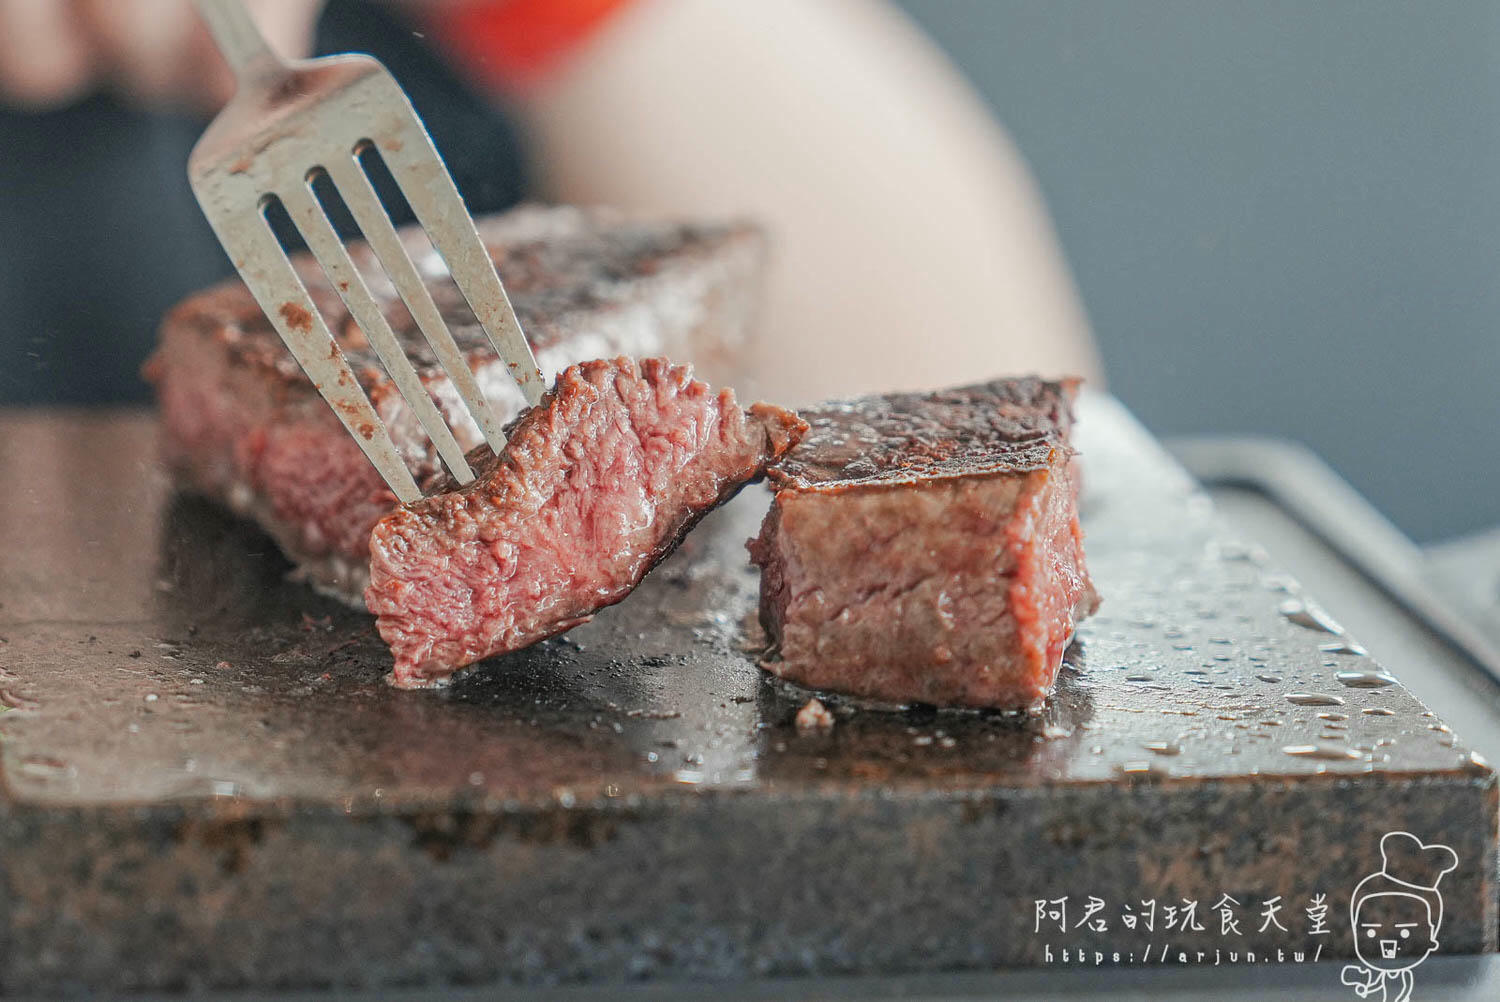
<box><xmin>0</xmin><ymin>0</ymin><xmax>324</xmax><ymax>110</ymax></box>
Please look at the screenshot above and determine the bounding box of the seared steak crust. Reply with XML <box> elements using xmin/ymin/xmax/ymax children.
<box><xmin>367</xmin><ymin>357</ymin><xmax>805</xmax><ymax>688</ymax></box>
<box><xmin>768</xmin><ymin>376</ymin><xmax>1077</xmax><ymax>490</ymax></box>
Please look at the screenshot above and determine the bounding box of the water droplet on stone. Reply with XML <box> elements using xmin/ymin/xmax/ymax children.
<box><xmin>1285</xmin><ymin>692</ymin><xmax>1344</xmax><ymax>707</ymax></box>
<box><xmin>1282</xmin><ymin>743</ymin><xmax>1365</xmax><ymax>761</ymax></box>
<box><xmin>1362</xmin><ymin>707</ymin><xmax>1394</xmax><ymax>716</ymax></box>
<box><xmin>1335</xmin><ymin>670</ymin><xmax>1396</xmax><ymax>689</ymax></box>
<box><xmin>1278</xmin><ymin>599</ymin><xmax>1343</xmax><ymax>634</ymax></box>
<box><xmin>1255</xmin><ymin>673</ymin><xmax>1284</xmax><ymax>684</ymax></box>
<box><xmin>1317</xmin><ymin>712</ymin><xmax>1349</xmax><ymax>721</ymax></box>
<box><xmin>1115</xmin><ymin>760</ymin><xmax>1165</xmax><ymax>777</ymax></box>
<box><xmin>1319</xmin><ymin>640</ymin><xmax>1368</xmax><ymax>657</ymax></box>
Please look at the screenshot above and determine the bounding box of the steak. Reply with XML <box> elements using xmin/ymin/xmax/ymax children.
<box><xmin>145</xmin><ymin>205</ymin><xmax>765</xmax><ymax>603</ymax></box>
<box><xmin>747</xmin><ymin>377</ymin><xmax>1099</xmax><ymax>710</ymax></box>
<box><xmin>366</xmin><ymin>357</ymin><xmax>806</xmax><ymax>688</ymax></box>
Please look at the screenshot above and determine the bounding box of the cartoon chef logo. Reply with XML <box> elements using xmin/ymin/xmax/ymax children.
<box><xmin>1340</xmin><ymin>831</ymin><xmax>1458</xmax><ymax>1002</ymax></box>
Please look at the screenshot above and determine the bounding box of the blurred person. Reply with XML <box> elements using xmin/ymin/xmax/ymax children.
<box><xmin>0</xmin><ymin>0</ymin><xmax>1100</xmax><ymax>407</ymax></box>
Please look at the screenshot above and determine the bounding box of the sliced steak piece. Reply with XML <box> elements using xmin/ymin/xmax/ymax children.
<box><xmin>366</xmin><ymin>357</ymin><xmax>806</xmax><ymax>688</ymax></box>
<box><xmin>145</xmin><ymin>205</ymin><xmax>765</xmax><ymax>604</ymax></box>
<box><xmin>747</xmin><ymin>376</ymin><xmax>1099</xmax><ymax>710</ymax></box>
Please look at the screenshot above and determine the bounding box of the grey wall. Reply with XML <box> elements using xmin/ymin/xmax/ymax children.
<box><xmin>896</xmin><ymin>0</ymin><xmax>1500</xmax><ymax>543</ymax></box>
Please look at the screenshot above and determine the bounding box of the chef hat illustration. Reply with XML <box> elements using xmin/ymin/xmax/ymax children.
<box><xmin>1352</xmin><ymin>832</ymin><xmax>1460</xmax><ymax>931</ymax></box>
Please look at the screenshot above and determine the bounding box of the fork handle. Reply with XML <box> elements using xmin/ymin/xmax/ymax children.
<box><xmin>194</xmin><ymin>0</ymin><xmax>285</xmax><ymax>83</ymax></box>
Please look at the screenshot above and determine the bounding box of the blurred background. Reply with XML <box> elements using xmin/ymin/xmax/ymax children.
<box><xmin>1</xmin><ymin>0</ymin><xmax>1494</xmax><ymax>544</ymax></box>
<box><xmin>896</xmin><ymin>0</ymin><xmax>1500</xmax><ymax>545</ymax></box>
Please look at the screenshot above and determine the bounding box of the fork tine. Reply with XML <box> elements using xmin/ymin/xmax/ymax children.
<box><xmin>372</xmin><ymin>132</ymin><xmax>547</xmax><ymax>408</ymax></box>
<box><xmin>325</xmin><ymin>155</ymin><xmax>514</xmax><ymax>454</ymax></box>
<box><xmin>205</xmin><ymin>204</ymin><xmax>422</xmax><ymax>503</ymax></box>
<box><xmin>281</xmin><ymin>180</ymin><xmax>475</xmax><ymax>485</ymax></box>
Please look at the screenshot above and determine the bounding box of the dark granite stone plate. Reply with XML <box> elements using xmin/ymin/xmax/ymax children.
<box><xmin>0</xmin><ymin>397</ymin><xmax>1491</xmax><ymax>994</ymax></box>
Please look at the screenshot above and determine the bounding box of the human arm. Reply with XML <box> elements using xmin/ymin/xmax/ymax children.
<box><xmin>506</xmin><ymin>0</ymin><xmax>1102</xmax><ymax>402</ymax></box>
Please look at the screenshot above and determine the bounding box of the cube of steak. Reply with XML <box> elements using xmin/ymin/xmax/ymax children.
<box><xmin>366</xmin><ymin>357</ymin><xmax>806</xmax><ymax>688</ymax></box>
<box><xmin>145</xmin><ymin>205</ymin><xmax>766</xmax><ymax>604</ymax></box>
<box><xmin>747</xmin><ymin>377</ymin><xmax>1099</xmax><ymax>710</ymax></box>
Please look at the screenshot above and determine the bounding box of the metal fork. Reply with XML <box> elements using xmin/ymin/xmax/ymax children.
<box><xmin>187</xmin><ymin>0</ymin><xmax>545</xmax><ymax>503</ymax></box>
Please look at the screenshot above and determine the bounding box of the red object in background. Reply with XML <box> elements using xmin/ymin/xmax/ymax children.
<box><xmin>426</xmin><ymin>0</ymin><xmax>635</xmax><ymax>91</ymax></box>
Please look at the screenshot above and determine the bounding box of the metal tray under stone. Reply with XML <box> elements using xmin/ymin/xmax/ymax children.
<box><xmin>0</xmin><ymin>396</ymin><xmax>1493</xmax><ymax>995</ymax></box>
